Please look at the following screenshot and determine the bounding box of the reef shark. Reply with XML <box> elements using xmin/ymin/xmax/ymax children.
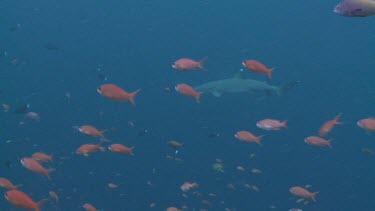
<box><xmin>194</xmin><ymin>71</ymin><xmax>299</xmax><ymax>98</ymax></box>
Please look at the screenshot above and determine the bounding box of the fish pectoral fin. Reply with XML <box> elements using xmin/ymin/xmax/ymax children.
<box><xmin>212</xmin><ymin>91</ymin><xmax>222</xmax><ymax>97</ymax></box>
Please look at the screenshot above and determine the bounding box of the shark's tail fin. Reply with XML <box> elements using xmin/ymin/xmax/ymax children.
<box><xmin>278</xmin><ymin>80</ymin><xmax>300</xmax><ymax>95</ymax></box>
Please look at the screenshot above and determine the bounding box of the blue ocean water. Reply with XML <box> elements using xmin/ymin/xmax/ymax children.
<box><xmin>1</xmin><ymin>0</ymin><xmax>375</xmax><ymax>210</ymax></box>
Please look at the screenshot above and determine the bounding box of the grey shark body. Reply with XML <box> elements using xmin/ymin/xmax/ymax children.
<box><xmin>195</xmin><ymin>72</ymin><xmax>299</xmax><ymax>98</ymax></box>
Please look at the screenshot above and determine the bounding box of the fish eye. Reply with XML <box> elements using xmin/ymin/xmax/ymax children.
<box><xmin>97</xmin><ymin>87</ymin><xmax>101</xmax><ymax>90</ymax></box>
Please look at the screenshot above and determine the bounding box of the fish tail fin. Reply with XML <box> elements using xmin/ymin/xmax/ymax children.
<box><xmin>128</xmin><ymin>89</ymin><xmax>141</xmax><ymax>105</ymax></box>
<box><xmin>334</xmin><ymin>113</ymin><xmax>343</xmax><ymax>124</ymax></box>
<box><xmin>328</xmin><ymin>139</ymin><xmax>333</xmax><ymax>149</ymax></box>
<box><xmin>311</xmin><ymin>191</ymin><xmax>319</xmax><ymax>202</ymax></box>
<box><xmin>130</xmin><ymin>146</ymin><xmax>135</xmax><ymax>156</ymax></box>
<box><xmin>267</xmin><ymin>67</ymin><xmax>276</xmax><ymax>79</ymax></box>
<box><xmin>282</xmin><ymin>120</ymin><xmax>288</xmax><ymax>128</ymax></box>
<box><xmin>195</xmin><ymin>92</ymin><xmax>203</xmax><ymax>103</ymax></box>
<box><xmin>36</xmin><ymin>198</ymin><xmax>48</xmax><ymax>211</ymax></box>
<box><xmin>279</xmin><ymin>80</ymin><xmax>301</xmax><ymax>95</ymax></box>
<box><xmin>15</xmin><ymin>184</ymin><xmax>23</xmax><ymax>189</ymax></box>
<box><xmin>198</xmin><ymin>56</ymin><xmax>208</xmax><ymax>71</ymax></box>
<box><xmin>256</xmin><ymin>135</ymin><xmax>265</xmax><ymax>146</ymax></box>
<box><xmin>46</xmin><ymin>168</ymin><xmax>55</xmax><ymax>180</ymax></box>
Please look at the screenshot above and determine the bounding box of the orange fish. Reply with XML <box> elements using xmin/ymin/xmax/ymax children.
<box><xmin>234</xmin><ymin>131</ymin><xmax>264</xmax><ymax>145</ymax></box>
<box><xmin>166</xmin><ymin>207</ymin><xmax>181</xmax><ymax>211</ymax></box>
<box><xmin>79</xmin><ymin>125</ymin><xmax>110</xmax><ymax>141</ymax></box>
<box><xmin>318</xmin><ymin>113</ymin><xmax>342</xmax><ymax>136</ymax></box>
<box><xmin>256</xmin><ymin>119</ymin><xmax>287</xmax><ymax>130</ymax></box>
<box><xmin>83</xmin><ymin>203</ymin><xmax>98</xmax><ymax>211</ymax></box>
<box><xmin>32</xmin><ymin>152</ymin><xmax>53</xmax><ymax>162</ymax></box>
<box><xmin>0</xmin><ymin>177</ymin><xmax>21</xmax><ymax>190</ymax></box>
<box><xmin>289</xmin><ymin>186</ymin><xmax>318</xmax><ymax>202</ymax></box>
<box><xmin>357</xmin><ymin>118</ymin><xmax>375</xmax><ymax>131</ymax></box>
<box><xmin>172</xmin><ymin>57</ymin><xmax>208</xmax><ymax>71</ymax></box>
<box><xmin>242</xmin><ymin>60</ymin><xmax>275</xmax><ymax>79</ymax></box>
<box><xmin>5</xmin><ymin>190</ymin><xmax>47</xmax><ymax>211</ymax></box>
<box><xmin>97</xmin><ymin>84</ymin><xmax>141</xmax><ymax>105</ymax></box>
<box><xmin>180</xmin><ymin>182</ymin><xmax>199</xmax><ymax>192</ymax></box>
<box><xmin>21</xmin><ymin>157</ymin><xmax>54</xmax><ymax>179</ymax></box>
<box><xmin>49</xmin><ymin>191</ymin><xmax>59</xmax><ymax>202</ymax></box>
<box><xmin>76</xmin><ymin>143</ymin><xmax>105</xmax><ymax>156</ymax></box>
<box><xmin>108</xmin><ymin>144</ymin><xmax>134</xmax><ymax>155</ymax></box>
<box><xmin>304</xmin><ymin>136</ymin><xmax>333</xmax><ymax>148</ymax></box>
<box><xmin>175</xmin><ymin>83</ymin><xmax>203</xmax><ymax>103</ymax></box>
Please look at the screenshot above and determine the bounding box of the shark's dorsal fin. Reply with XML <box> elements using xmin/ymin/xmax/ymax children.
<box><xmin>234</xmin><ymin>70</ymin><xmax>247</xmax><ymax>79</ymax></box>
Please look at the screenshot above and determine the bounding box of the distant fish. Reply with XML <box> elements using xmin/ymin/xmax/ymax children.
<box><xmin>195</xmin><ymin>71</ymin><xmax>299</xmax><ymax>98</ymax></box>
<box><xmin>334</xmin><ymin>0</ymin><xmax>375</xmax><ymax>17</ymax></box>
<box><xmin>44</xmin><ymin>43</ymin><xmax>60</xmax><ymax>51</ymax></box>
<box><xmin>208</xmin><ymin>132</ymin><xmax>220</xmax><ymax>138</ymax></box>
<box><xmin>13</xmin><ymin>104</ymin><xmax>29</xmax><ymax>114</ymax></box>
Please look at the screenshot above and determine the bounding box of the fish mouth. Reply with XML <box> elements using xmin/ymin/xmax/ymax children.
<box><xmin>4</xmin><ymin>192</ymin><xmax>8</xmax><ymax>200</ymax></box>
<box><xmin>20</xmin><ymin>158</ymin><xmax>25</xmax><ymax>166</ymax></box>
<box><xmin>172</xmin><ymin>64</ymin><xmax>176</xmax><ymax>69</ymax></box>
<box><xmin>97</xmin><ymin>87</ymin><xmax>102</xmax><ymax>94</ymax></box>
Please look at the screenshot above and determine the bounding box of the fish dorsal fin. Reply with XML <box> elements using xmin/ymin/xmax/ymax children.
<box><xmin>234</xmin><ymin>70</ymin><xmax>247</xmax><ymax>79</ymax></box>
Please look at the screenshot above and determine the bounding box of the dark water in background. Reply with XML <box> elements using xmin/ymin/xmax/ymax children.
<box><xmin>1</xmin><ymin>0</ymin><xmax>375</xmax><ymax>210</ymax></box>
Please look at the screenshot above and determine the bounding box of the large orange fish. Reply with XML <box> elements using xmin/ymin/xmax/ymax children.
<box><xmin>21</xmin><ymin>158</ymin><xmax>54</xmax><ymax>180</ymax></box>
<box><xmin>242</xmin><ymin>60</ymin><xmax>275</xmax><ymax>79</ymax></box>
<box><xmin>76</xmin><ymin>143</ymin><xmax>105</xmax><ymax>157</ymax></box>
<box><xmin>304</xmin><ymin>136</ymin><xmax>333</xmax><ymax>148</ymax></box>
<box><xmin>318</xmin><ymin>113</ymin><xmax>342</xmax><ymax>137</ymax></box>
<box><xmin>32</xmin><ymin>152</ymin><xmax>53</xmax><ymax>162</ymax></box>
<box><xmin>108</xmin><ymin>144</ymin><xmax>134</xmax><ymax>155</ymax></box>
<box><xmin>289</xmin><ymin>186</ymin><xmax>318</xmax><ymax>202</ymax></box>
<box><xmin>172</xmin><ymin>57</ymin><xmax>208</xmax><ymax>71</ymax></box>
<box><xmin>0</xmin><ymin>177</ymin><xmax>21</xmax><ymax>190</ymax></box>
<box><xmin>357</xmin><ymin>118</ymin><xmax>375</xmax><ymax>131</ymax></box>
<box><xmin>5</xmin><ymin>189</ymin><xmax>47</xmax><ymax>211</ymax></box>
<box><xmin>175</xmin><ymin>83</ymin><xmax>203</xmax><ymax>103</ymax></box>
<box><xmin>97</xmin><ymin>84</ymin><xmax>141</xmax><ymax>105</ymax></box>
<box><xmin>235</xmin><ymin>131</ymin><xmax>264</xmax><ymax>145</ymax></box>
<box><xmin>79</xmin><ymin>125</ymin><xmax>110</xmax><ymax>142</ymax></box>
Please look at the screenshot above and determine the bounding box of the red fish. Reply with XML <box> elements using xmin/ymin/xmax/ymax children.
<box><xmin>97</xmin><ymin>84</ymin><xmax>141</xmax><ymax>105</ymax></box>
<box><xmin>304</xmin><ymin>136</ymin><xmax>333</xmax><ymax>148</ymax></box>
<box><xmin>242</xmin><ymin>60</ymin><xmax>275</xmax><ymax>79</ymax></box>
<box><xmin>256</xmin><ymin>119</ymin><xmax>287</xmax><ymax>130</ymax></box>
<box><xmin>172</xmin><ymin>57</ymin><xmax>208</xmax><ymax>71</ymax></box>
<box><xmin>235</xmin><ymin>131</ymin><xmax>264</xmax><ymax>145</ymax></box>
<box><xmin>83</xmin><ymin>203</ymin><xmax>98</xmax><ymax>211</ymax></box>
<box><xmin>0</xmin><ymin>177</ymin><xmax>21</xmax><ymax>190</ymax></box>
<box><xmin>79</xmin><ymin>125</ymin><xmax>110</xmax><ymax>141</ymax></box>
<box><xmin>32</xmin><ymin>152</ymin><xmax>53</xmax><ymax>162</ymax></box>
<box><xmin>76</xmin><ymin>143</ymin><xmax>105</xmax><ymax>157</ymax></box>
<box><xmin>5</xmin><ymin>190</ymin><xmax>46</xmax><ymax>211</ymax></box>
<box><xmin>21</xmin><ymin>158</ymin><xmax>54</xmax><ymax>180</ymax></box>
<box><xmin>318</xmin><ymin>113</ymin><xmax>342</xmax><ymax>136</ymax></box>
<box><xmin>289</xmin><ymin>186</ymin><xmax>318</xmax><ymax>202</ymax></box>
<box><xmin>108</xmin><ymin>144</ymin><xmax>134</xmax><ymax>155</ymax></box>
<box><xmin>175</xmin><ymin>83</ymin><xmax>203</xmax><ymax>103</ymax></box>
<box><xmin>357</xmin><ymin>118</ymin><xmax>375</xmax><ymax>131</ymax></box>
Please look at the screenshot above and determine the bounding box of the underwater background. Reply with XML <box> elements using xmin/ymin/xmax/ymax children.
<box><xmin>1</xmin><ymin>0</ymin><xmax>375</xmax><ymax>210</ymax></box>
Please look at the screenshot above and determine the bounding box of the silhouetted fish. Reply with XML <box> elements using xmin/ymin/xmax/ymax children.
<box><xmin>13</xmin><ymin>104</ymin><xmax>29</xmax><ymax>114</ymax></box>
<box><xmin>208</xmin><ymin>132</ymin><xmax>220</xmax><ymax>138</ymax></box>
<box><xmin>44</xmin><ymin>43</ymin><xmax>60</xmax><ymax>51</ymax></box>
<box><xmin>4</xmin><ymin>160</ymin><xmax>12</xmax><ymax>169</ymax></box>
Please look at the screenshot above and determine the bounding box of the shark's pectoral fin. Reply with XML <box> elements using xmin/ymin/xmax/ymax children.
<box><xmin>211</xmin><ymin>90</ymin><xmax>222</xmax><ymax>97</ymax></box>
